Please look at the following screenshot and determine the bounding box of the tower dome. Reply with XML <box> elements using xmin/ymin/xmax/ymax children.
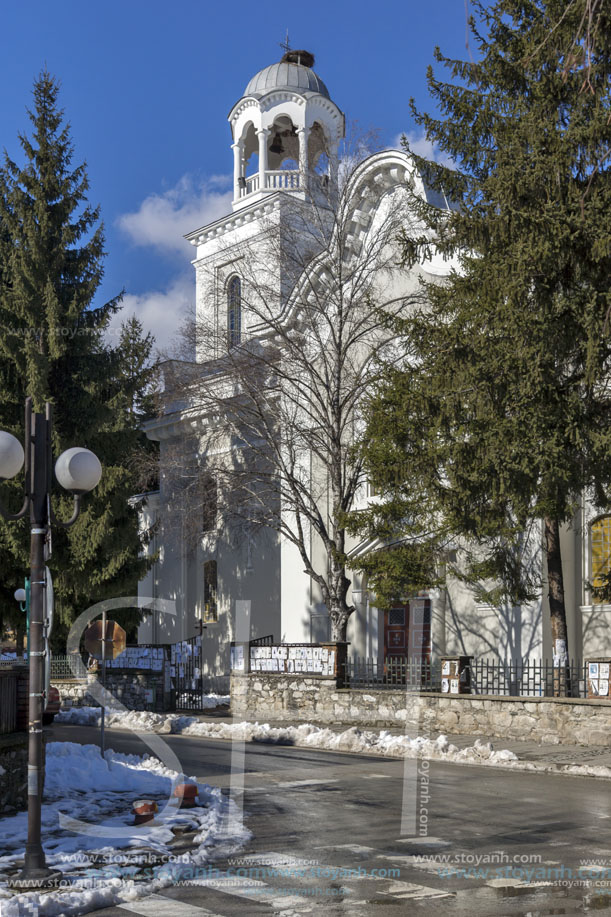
<box><xmin>244</xmin><ymin>60</ymin><xmax>330</xmax><ymax>100</ymax></box>
<box><xmin>228</xmin><ymin>50</ymin><xmax>345</xmax><ymax>211</ymax></box>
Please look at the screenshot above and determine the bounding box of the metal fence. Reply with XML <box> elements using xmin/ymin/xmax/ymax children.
<box><xmin>470</xmin><ymin>657</ymin><xmax>585</xmax><ymax>698</ymax></box>
<box><xmin>50</xmin><ymin>655</ymin><xmax>88</xmax><ymax>680</ymax></box>
<box><xmin>344</xmin><ymin>656</ymin><xmax>440</xmax><ymax>692</ymax></box>
<box><xmin>343</xmin><ymin>656</ymin><xmax>587</xmax><ymax>698</ymax></box>
<box><xmin>0</xmin><ymin>670</ymin><xmax>18</xmax><ymax>734</ymax></box>
<box><xmin>171</xmin><ymin>635</ymin><xmax>204</xmax><ymax>711</ymax></box>
<box><xmin>250</xmin><ymin>634</ymin><xmax>274</xmax><ymax>646</ymax></box>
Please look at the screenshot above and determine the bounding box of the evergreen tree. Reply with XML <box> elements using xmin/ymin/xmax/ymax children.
<box><xmin>353</xmin><ymin>0</ymin><xmax>611</xmax><ymax>682</ymax></box>
<box><xmin>116</xmin><ymin>316</ymin><xmax>158</xmax><ymax>425</ymax></box>
<box><xmin>0</xmin><ymin>71</ymin><xmax>154</xmax><ymax>647</ymax></box>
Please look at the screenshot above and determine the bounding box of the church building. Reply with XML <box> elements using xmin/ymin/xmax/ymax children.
<box><xmin>137</xmin><ymin>49</ymin><xmax>610</xmax><ymax>692</ymax></box>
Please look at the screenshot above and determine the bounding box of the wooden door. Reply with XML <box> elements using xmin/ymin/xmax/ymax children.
<box><xmin>384</xmin><ymin>604</ymin><xmax>409</xmax><ymax>659</ymax></box>
<box><xmin>383</xmin><ymin>598</ymin><xmax>432</xmax><ymax>661</ymax></box>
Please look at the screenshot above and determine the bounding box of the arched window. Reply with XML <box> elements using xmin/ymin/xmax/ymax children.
<box><xmin>227</xmin><ymin>275</ymin><xmax>241</xmax><ymax>348</ymax></box>
<box><xmin>591</xmin><ymin>515</ymin><xmax>611</xmax><ymax>603</ymax></box>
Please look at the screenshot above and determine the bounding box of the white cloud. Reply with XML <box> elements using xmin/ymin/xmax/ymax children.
<box><xmin>117</xmin><ymin>173</ymin><xmax>233</xmax><ymax>256</ymax></box>
<box><xmin>395</xmin><ymin>131</ymin><xmax>455</xmax><ymax>170</ymax></box>
<box><xmin>108</xmin><ymin>272</ymin><xmax>194</xmax><ymax>349</ymax></box>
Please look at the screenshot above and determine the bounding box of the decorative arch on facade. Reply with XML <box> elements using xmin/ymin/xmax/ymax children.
<box><xmin>227</xmin><ymin>274</ymin><xmax>242</xmax><ymax>347</ymax></box>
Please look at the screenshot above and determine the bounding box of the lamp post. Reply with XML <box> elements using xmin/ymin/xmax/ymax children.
<box><xmin>0</xmin><ymin>397</ymin><xmax>101</xmax><ymax>888</ymax></box>
<box><xmin>14</xmin><ymin>582</ymin><xmax>29</xmax><ymax>657</ymax></box>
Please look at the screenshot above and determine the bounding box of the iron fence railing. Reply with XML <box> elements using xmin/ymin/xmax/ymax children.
<box><xmin>343</xmin><ymin>656</ymin><xmax>588</xmax><ymax>698</ymax></box>
<box><xmin>0</xmin><ymin>670</ymin><xmax>18</xmax><ymax>734</ymax></box>
<box><xmin>344</xmin><ymin>656</ymin><xmax>441</xmax><ymax>692</ymax></box>
<box><xmin>171</xmin><ymin>636</ymin><xmax>203</xmax><ymax>711</ymax></box>
<box><xmin>50</xmin><ymin>654</ymin><xmax>88</xmax><ymax>680</ymax></box>
<box><xmin>470</xmin><ymin>657</ymin><xmax>585</xmax><ymax>698</ymax></box>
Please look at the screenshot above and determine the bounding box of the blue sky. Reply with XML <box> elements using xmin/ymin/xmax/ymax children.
<box><xmin>0</xmin><ymin>0</ymin><xmax>471</xmax><ymax>346</ymax></box>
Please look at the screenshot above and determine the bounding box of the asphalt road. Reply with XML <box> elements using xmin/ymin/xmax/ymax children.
<box><xmin>50</xmin><ymin>723</ymin><xmax>611</xmax><ymax>916</ymax></box>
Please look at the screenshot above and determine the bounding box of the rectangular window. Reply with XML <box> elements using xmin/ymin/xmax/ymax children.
<box><xmin>201</xmin><ymin>475</ymin><xmax>217</xmax><ymax>533</ymax></box>
<box><xmin>591</xmin><ymin>516</ymin><xmax>611</xmax><ymax>603</ymax></box>
<box><xmin>388</xmin><ymin>608</ymin><xmax>405</xmax><ymax>626</ymax></box>
<box><xmin>203</xmin><ymin>560</ymin><xmax>218</xmax><ymax>622</ymax></box>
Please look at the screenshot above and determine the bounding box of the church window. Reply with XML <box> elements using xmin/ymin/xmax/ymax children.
<box><xmin>227</xmin><ymin>275</ymin><xmax>241</xmax><ymax>347</ymax></box>
<box><xmin>591</xmin><ymin>515</ymin><xmax>611</xmax><ymax>603</ymax></box>
<box><xmin>200</xmin><ymin>474</ymin><xmax>217</xmax><ymax>533</ymax></box>
<box><xmin>203</xmin><ymin>560</ymin><xmax>218</xmax><ymax>622</ymax></box>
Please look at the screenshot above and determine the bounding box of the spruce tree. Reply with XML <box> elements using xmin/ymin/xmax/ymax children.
<box><xmin>354</xmin><ymin>0</ymin><xmax>611</xmax><ymax>684</ymax></box>
<box><xmin>0</xmin><ymin>72</ymin><xmax>154</xmax><ymax>647</ymax></box>
<box><xmin>116</xmin><ymin>317</ymin><xmax>158</xmax><ymax>425</ymax></box>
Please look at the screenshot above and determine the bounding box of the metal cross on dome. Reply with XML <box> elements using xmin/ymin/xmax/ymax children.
<box><xmin>280</xmin><ymin>29</ymin><xmax>291</xmax><ymax>54</ymax></box>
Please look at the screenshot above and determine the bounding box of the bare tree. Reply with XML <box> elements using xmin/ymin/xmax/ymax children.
<box><xmin>157</xmin><ymin>145</ymin><xmax>418</xmax><ymax>641</ymax></box>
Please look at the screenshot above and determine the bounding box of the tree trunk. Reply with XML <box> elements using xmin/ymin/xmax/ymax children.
<box><xmin>544</xmin><ymin>516</ymin><xmax>571</xmax><ymax>697</ymax></box>
<box><xmin>330</xmin><ymin>609</ymin><xmax>350</xmax><ymax>642</ymax></box>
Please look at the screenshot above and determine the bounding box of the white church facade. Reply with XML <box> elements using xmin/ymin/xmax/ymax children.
<box><xmin>137</xmin><ymin>50</ymin><xmax>611</xmax><ymax>690</ymax></box>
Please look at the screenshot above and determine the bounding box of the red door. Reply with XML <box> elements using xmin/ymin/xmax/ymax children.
<box><xmin>384</xmin><ymin>604</ymin><xmax>409</xmax><ymax>659</ymax></box>
<box><xmin>383</xmin><ymin>597</ymin><xmax>431</xmax><ymax>662</ymax></box>
<box><xmin>409</xmin><ymin>597</ymin><xmax>432</xmax><ymax>662</ymax></box>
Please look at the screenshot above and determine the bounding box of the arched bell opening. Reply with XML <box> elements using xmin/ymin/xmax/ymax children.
<box><xmin>242</xmin><ymin>122</ymin><xmax>258</xmax><ymax>174</ymax></box>
<box><xmin>308</xmin><ymin>121</ymin><xmax>329</xmax><ymax>173</ymax></box>
<box><xmin>267</xmin><ymin>116</ymin><xmax>299</xmax><ymax>171</ymax></box>
<box><xmin>234</xmin><ymin>121</ymin><xmax>261</xmax><ymax>198</ymax></box>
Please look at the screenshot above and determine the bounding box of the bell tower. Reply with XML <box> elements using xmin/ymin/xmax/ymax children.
<box><xmin>228</xmin><ymin>49</ymin><xmax>345</xmax><ymax>210</ymax></box>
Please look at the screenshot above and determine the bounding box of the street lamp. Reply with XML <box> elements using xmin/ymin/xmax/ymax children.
<box><xmin>14</xmin><ymin>584</ymin><xmax>29</xmax><ymax>658</ymax></box>
<box><xmin>0</xmin><ymin>397</ymin><xmax>101</xmax><ymax>889</ymax></box>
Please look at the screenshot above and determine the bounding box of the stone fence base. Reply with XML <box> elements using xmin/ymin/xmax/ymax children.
<box><xmin>230</xmin><ymin>673</ymin><xmax>611</xmax><ymax>747</ymax></box>
<box><xmin>53</xmin><ymin>669</ymin><xmax>172</xmax><ymax>713</ymax></box>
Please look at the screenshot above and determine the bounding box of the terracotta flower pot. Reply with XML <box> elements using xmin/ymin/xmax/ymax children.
<box><xmin>133</xmin><ymin>799</ymin><xmax>158</xmax><ymax>824</ymax></box>
<box><xmin>173</xmin><ymin>783</ymin><xmax>199</xmax><ymax>808</ymax></box>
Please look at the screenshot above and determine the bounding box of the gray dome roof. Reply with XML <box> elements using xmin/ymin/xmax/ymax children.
<box><xmin>244</xmin><ymin>62</ymin><xmax>330</xmax><ymax>99</ymax></box>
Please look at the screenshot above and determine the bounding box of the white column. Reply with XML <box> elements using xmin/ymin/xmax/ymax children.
<box><xmin>232</xmin><ymin>141</ymin><xmax>243</xmax><ymax>198</ymax></box>
<box><xmin>298</xmin><ymin>126</ymin><xmax>309</xmax><ymax>190</ymax></box>
<box><xmin>257</xmin><ymin>128</ymin><xmax>269</xmax><ymax>193</ymax></box>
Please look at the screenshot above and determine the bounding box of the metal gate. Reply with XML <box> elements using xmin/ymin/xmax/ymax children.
<box><xmin>170</xmin><ymin>635</ymin><xmax>205</xmax><ymax>710</ymax></box>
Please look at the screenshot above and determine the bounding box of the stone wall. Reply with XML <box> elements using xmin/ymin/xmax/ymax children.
<box><xmin>230</xmin><ymin>673</ymin><xmax>611</xmax><ymax>747</ymax></box>
<box><xmin>52</xmin><ymin>678</ymin><xmax>93</xmax><ymax>706</ymax></box>
<box><xmin>53</xmin><ymin>669</ymin><xmax>172</xmax><ymax>713</ymax></box>
<box><xmin>0</xmin><ymin>733</ymin><xmax>28</xmax><ymax>813</ymax></box>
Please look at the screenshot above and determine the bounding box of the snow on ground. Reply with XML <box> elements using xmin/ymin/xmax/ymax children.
<box><xmin>55</xmin><ymin>708</ymin><xmax>611</xmax><ymax>779</ymax></box>
<box><xmin>57</xmin><ymin>695</ymin><xmax>229</xmax><ymax>728</ymax></box>
<box><xmin>0</xmin><ymin>741</ymin><xmax>248</xmax><ymax>917</ymax></box>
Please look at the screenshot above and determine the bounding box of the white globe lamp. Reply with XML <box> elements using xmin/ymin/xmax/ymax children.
<box><xmin>55</xmin><ymin>447</ymin><xmax>102</xmax><ymax>494</ymax></box>
<box><xmin>0</xmin><ymin>432</ymin><xmax>25</xmax><ymax>480</ymax></box>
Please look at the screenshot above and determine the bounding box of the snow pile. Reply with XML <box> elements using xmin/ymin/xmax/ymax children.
<box><xmin>0</xmin><ymin>742</ymin><xmax>248</xmax><ymax>916</ymax></box>
<box><xmin>57</xmin><ymin>709</ymin><xmax>521</xmax><ymax>766</ymax></box>
<box><xmin>55</xmin><ymin>708</ymin><xmax>611</xmax><ymax>779</ymax></box>
<box><xmin>179</xmin><ymin>721</ymin><xmax>522</xmax><ymax>767</ymax></box>
<box><xmin>56</xmin><ymin>696</ymin><xmax>229</xmax><ymax>729</ymax></box>
<box><xmin>43</xmin><ymin>741</ymin><xmax>183</xmax><ymax>796</ymax></box>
